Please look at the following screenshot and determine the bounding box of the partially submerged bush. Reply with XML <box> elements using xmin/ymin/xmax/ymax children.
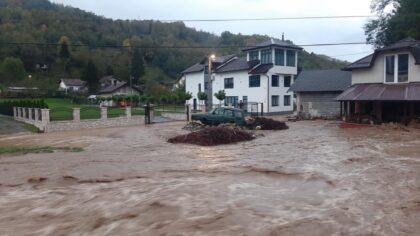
<box><xmin>168</xmin><ymin>127</ymin><xmax>254</xmax><ymax>146</ymax></box>
<box><xmin>246</xmin><ymin>117</ymin><xmax>289</xmax><ymax>130</ymax></box>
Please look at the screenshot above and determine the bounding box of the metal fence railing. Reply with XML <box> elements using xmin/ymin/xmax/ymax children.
<box><xmin>50</xmin><ymin>107</ymin><xmax>73</xmax><ymax>121</ymax></box>
<box><xmin>80</xmin><ymin>107</ymin><xmax>101</xmax><ymax>120</ymax></box>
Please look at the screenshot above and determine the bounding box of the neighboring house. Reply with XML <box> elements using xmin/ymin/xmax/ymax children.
<box><xmin>58</xmin><ymin>79</ymin><xmax>87</xmax><ymax>93</ymax></box>
<box><xmin>337</xmin><ymin>38</ymin><xmax>420</xmax><ymax>124</ymax></box>
<box><xmin>289</xmin><ymin>69</ymin><xmax>351</xmax><ymax>119</ymax></box>
<box><xmin>181</xmin><ymin>38</ymin><xmax>302</xmax><ymax>114</ymax></box>
<box><xmin>97</xmin><ymin>76</ymin><xmax>141</xmax><ymax>97</ymax></box>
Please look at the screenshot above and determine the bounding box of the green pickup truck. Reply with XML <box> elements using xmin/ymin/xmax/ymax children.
<box><xmin>191</xmin><ymin>107</ymin><xmax>247</xmax><ymax>126</ymax></box>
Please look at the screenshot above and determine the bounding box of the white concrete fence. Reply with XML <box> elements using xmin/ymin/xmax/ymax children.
<box><xmin>13</xmin><ymin>105</ymin><xmax>192</xmax><ymax>133</ymax></box>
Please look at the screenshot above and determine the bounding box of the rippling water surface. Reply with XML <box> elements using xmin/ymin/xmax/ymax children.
<box><xmin>0</xmin><ymin>121</ymin><xmax>419</xmax><ymax>235</ymax></box>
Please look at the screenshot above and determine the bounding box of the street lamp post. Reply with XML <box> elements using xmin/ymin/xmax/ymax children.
<box><xmin>207</xmin><ymin>54</ymin><xmax>215</xmax><ymax>111</ymax></box>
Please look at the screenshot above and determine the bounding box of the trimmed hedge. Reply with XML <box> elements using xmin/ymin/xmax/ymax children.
<box><xmin>0</xmin><ymin>100</ymin><xmax>48</xmax><ymax>116</ymax></box>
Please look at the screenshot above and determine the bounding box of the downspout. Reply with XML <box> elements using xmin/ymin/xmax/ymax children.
<box><xmin>266</xmin><ymin>74</ymin><xmax>270</xmax><ymax>114</ymax></box>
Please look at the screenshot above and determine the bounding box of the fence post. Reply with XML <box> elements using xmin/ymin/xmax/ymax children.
<box><xmin>13</xmin><ymin>107</ymin><xmax>17</xmax><ymax>119</ymax></box>
<box><xmin>261</xmin><ymin>103</ymin><xmax>264</xmax><ymax>116</ymax></box>
<box><xmin>73</xmin><ymin>108</ymin><xmax>80</xmax><ymax>122</ymax></box>
<box><xmin>149</xmin><ymin>104</ymin><xmax>154</xmax><ymax>123</ymax></box>
<box><xmin>22</xmin><ymin>107</ymin><xmax>27</xmax><ymax>120</ymax></box>
<box><xmin>100</xmin><ymin>107</ymin><xmax>107</xmax><ymax>120</ymax></box>
<box><xmin>41</xmin><ymin>109</ymin><xmax>50</xmax><ymax>125</ymax></box>
<box><xmin>17</xmin><ymin>107</ymin><xmax>22</xmax><ymax>119</ymax></box>
<box><xmin>185</xmin><ymin>104</ymin><xmax>191</xmax><ymax>122</ymax></box>
<box><xmin>28</xmin><ymin>108</ymin><xmax>33</xmax><ymax>121</ymax></box>
<box><xmin>34</xmin><ymin>108</ymin><xmax>39</xmax><ymax>122</ymax></box>
<box><xmin>125</xmin><ymin>106</ymin><xmax>132</xmax><ymax>118</ymax></box>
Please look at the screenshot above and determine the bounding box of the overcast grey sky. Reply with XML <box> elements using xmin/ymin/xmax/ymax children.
<box><xmin>50</xmin><ymin>0</ymin><xmax>375</xmax><ymax>62</ymax></box>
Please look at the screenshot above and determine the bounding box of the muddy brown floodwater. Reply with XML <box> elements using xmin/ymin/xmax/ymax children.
<box><xmin>0</xmin><ymin>121</ymin><xmax>419</xmax><ymax>236</ymax></box>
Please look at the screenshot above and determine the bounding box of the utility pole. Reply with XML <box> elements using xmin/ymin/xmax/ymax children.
<box><xmin>207</xmin><ymin>54</ymin><xmax>215</xmax><ymax>111</ymax></box>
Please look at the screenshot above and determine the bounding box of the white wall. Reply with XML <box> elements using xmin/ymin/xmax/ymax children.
<box><xmin>352</xmin><ymin>51</ymin><xmax>420</xmax><ymax>84</ymax></box>
<box><xmin>185</xmin><ymin>72</ymin><xmax>205</xmax><ymax>105</ymax></box>
<box><xmin>212</xmin><ymin>71</ymin><xmax>268</xmax><ymax>111</ymax></box>
<box><xmin>184</xmin><ymin>49</ymin><xmax>298</xmax><ymax>114</ymax></box>
<box><xmin>267</xmin><ymin>73</ymin><xmax>294</xmax><ymax>113</ymax></box>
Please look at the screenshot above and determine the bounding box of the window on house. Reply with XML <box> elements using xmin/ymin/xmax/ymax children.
<box><xmin>198</xmin><ymin>83</ymin><xmax>202</xmax><ymax>92</ymax></box>
<box><xmin>249</xmin><ymin>75</ymin><xmax>261</xmax><ymax>87</ymax></box>
<box><xmin>272</xmin><ymin>75</ymin><xmax>279</xmax><ymax>87</ymax></box>
<box><xmin>284</xmin><ymin>76</ymin><xmax>291</xmax><ymax>87</ymax></box>
<box><xmin>204</xmin><ymin>82</ymin><xmax>208</xmax><ymax>90</ymax></box>
<box><xmin>261</xmin><ymin>49</ymin><xmax>272</xmax><ymax>64</ymax></box>
<box><xmin>385</xmin><ymin>55</ymin><xmax>395</xmax><ymax>83</ymax></box>
<box><xmin>275</xmin><ymin>49</ymin><xmax>284</xmax><ymax>65</ymax></box>
<box><xmin>224</xmin><ymin>78</ymin><xmax>234</xmax><ymax>89</ymax></box>
<box><xmin>385</xmin><ymin>54</ymin><xmax>409</xmax><ymax>83</ymax></box>
<box><xmin>398</xmin><ymin>54</ymin><xmax>409</xmax><ymax>82</ymax></box>
<box><xmin>272</xmin><ymin>96</ymin><xmax>279</xmax><ymax>107</ymax></box>
<box><xmin>284</xmin><ymin>95</ymin><xmax>291</xmax><ymax>106</ymax></box>
<box><xmin>224</xmin><ymin>96</ymin><xmax>238</xmax><ymax>107</ymax></box>
<box><xmin>286</xmin><ymin>50</ymin><xmax>296</xmax><ymax>67</ymax></box>
<box><xmin>249</xmin><ymin>51</ymin><xmax>259</xmax><ymax>61</ymax></box>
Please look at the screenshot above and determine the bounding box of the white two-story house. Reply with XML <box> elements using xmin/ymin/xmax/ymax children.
<box><xmin>337</xmin><ymin>38</ymin><xmax>420</xmax><ymax>124</ymax></box>
<box><xmin>181</xmin><ymin>38</ymin><xmax>302</xmax><ymax>114</ymax></box>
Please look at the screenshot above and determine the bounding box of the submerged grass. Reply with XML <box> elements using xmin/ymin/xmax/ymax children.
<box><xmin>0</xmin><ymin>146</ymin><xmax>83</xmax><ymax>155</ymax></box>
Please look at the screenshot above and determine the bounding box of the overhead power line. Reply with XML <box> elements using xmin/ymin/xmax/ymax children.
<box><xmin>331</xmin><ymin>51</ymin><xmax>373</xmax><ymax>57</ymax></box>
<box><xmin>1</xmin><ymin>42</ymin><xmax>369</xmax><ymax>49</ymax></box>
<box><xmin>156</xmin><ymin>15</ymin><xmax>377</xmax><ymax>22</ymax></box>
<box><xmin>0</xmin><ymin>15</ymin><xmax>378</xmax><ymax>23</ymax></box>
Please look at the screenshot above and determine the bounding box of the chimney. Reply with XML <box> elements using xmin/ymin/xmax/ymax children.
<box><xmin>282</xmin><ymin>33</ymin><xmax>285</xmax><ymax>41</ymax></box>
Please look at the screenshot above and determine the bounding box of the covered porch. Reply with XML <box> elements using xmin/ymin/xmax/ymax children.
<box><xmin>336</xmin><ymin>83</ymin><xmax>420</xmax><ymax>125</ymax></box>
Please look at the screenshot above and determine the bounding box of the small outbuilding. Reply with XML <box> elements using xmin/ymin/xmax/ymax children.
<box><xmin>289</xmin><ymin>69</ymin><xmax>351</xmax><ymax>119</ymax></box>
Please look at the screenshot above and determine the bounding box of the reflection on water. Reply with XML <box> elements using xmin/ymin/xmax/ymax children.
<box><xmin>0</xmin><ymin>121</ymin><xmax>419</xmax><ymax>235</ymax></box>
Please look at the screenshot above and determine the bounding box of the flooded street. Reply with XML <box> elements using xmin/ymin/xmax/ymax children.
<box><xmin>0</xmin><ymin>121</ymin><xmax>419</xmax><ymax>235</ymax></box>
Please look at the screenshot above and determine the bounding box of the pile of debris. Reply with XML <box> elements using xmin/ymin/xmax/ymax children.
<box><xmin>246</xmin><ymin>117</ymin><xmax>289</xmax><ymax>130</ymax></box>
<box><xmin>168</xmin><ymin>127</ymin><xmax>254</xmax><ymax>146</ymax></box>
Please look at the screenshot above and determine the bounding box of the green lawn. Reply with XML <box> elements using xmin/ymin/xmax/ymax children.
<box><xmin>0</xmin><ymin>146</ymin><xmax>83</xmax><ymax>155</ymax></box>
<box><xmin>1</xmin><ymin>98</ymin><xmax>181</xmax><ymax>121</ymax></box>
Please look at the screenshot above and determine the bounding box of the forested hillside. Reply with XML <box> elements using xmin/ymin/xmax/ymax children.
<box><xmin>0</xmin><ymin>0</ymin><xmax>347</xmax><ymax>93</ymax></box>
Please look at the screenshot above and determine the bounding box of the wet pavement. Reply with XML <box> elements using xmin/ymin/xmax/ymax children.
<box><xmin>0</xmin><ymin>121</ymin><xmax>419</xmax><ymax>235</ymax></box>
<box><xmin>0</xmin><ymin>115</ymin><xmax>31</xmax><ymax>135</ymax></box>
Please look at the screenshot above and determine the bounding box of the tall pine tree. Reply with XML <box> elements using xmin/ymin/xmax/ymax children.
<box><xmin>81</xmin><ymin>60</ymin><xmax>99</xmax><ymax>93</ymax></box>
<box><xmin>130</xmin><ymin>48</ymin><xmax>145</xmax><ymax>85</ymax></box>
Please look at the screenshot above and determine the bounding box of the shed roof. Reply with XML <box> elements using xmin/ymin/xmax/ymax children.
<box><xmin>336</xmin><ymin>82</ymin><xmax>420</xmax><ymax>101</ymax></box>
<box><xmin>289</xmin><ymin>69</ymin><xmax>351</xmax><ymax>92</ymax></box>
<box><xmin>60</xmin><ymin>78</ymin><xmax>86</xmax><ymax>87</ymax></box>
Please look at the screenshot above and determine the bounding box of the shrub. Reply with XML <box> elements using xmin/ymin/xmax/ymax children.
<box><xmin>0</xmin><ymin>99</ymin><xmax>48</xmax><ymax>116</ymax></box>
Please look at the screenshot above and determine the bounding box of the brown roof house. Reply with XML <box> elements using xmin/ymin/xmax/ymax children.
<box><xmin>97</xmin><ymin>76</ymin><xmax>141</xmax><ymax>97</ymax></box>
<box><xmin>58</xmin><ymin>78</ymin><xmax>87</xmax><ymax>94</ymax></box>
<box><xmin>337</xmin><ymin>38</ymin><xmax>420</xmax><ymax>124</ymax></box>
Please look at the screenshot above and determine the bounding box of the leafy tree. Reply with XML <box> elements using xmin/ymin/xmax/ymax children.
<box><xmin>105</xmin><ymin>64</ymin><xmax>114</xmax><ymax>75</ymax></box>
<box><xmin>0</xmin><ymin>57</ymin><xmax>26</xmax><ymax>82</ymax></box>
<box><xmin>59</xmin><ymin>38</ymin><xmax>70</xmax><ymax>59</ymax></box>
<box><xmin>130</xmin><ymin>48</ymin><xmax>145</xmax><ymax>85</ymax></box>
<box><xmin>58</xmin><ymin>36</ymin><xmax>71</xmax><ymax>74</ymax></box>
<box><xmin>365</xmin><ymin>0</ymin><xmax>420</xmax><ymax>48</ymax></box>
<box><xmin>197</xmin><ymin>92</ymin><xmax>208</xmax><ymax>102</ymax></box>
<box><xmin>214</xmin><ymin>90</ymin><xmax>226</xmax><ymax>105</ymax></box>
<box><xmin>81</xmin><ymin>60</ymin><xmax>99</xmax><ymax>93</ymax></box>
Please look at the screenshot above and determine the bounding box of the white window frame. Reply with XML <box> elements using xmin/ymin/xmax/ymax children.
<box><xmin>384</xmin><ymin>53</ymin><xmax>410</xmax><ymax>84</ymax></box>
